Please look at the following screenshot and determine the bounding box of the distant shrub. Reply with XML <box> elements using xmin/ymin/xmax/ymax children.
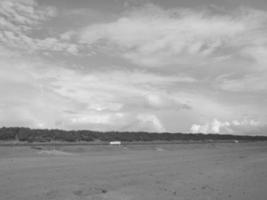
<box><xmin>0</xmin><ymin>127</ymin><xmax>266</xmax><ymax>143</ymax></box>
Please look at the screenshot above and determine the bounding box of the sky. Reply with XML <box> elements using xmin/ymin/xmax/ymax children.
<box><xmin>0</xmin><ymin>0</ymin><xmax>267</xmax><ymax>135</ymax></box>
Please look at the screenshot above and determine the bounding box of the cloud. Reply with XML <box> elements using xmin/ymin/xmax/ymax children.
<box><xmin>0</xmin><ymin>47</ymin><xmax>193</xmax><ymax>131</ymax></box>
<box><xmin>218</xmin><ymin>74</ymin><xmax>267</xmax><ymax>92</ymax></box>
<box><xmin>241</xmin><ymin>46</ymin><xmax>267</xmax><ymax>66</ymax></box>
<box><xmin>140</xmin><ymin>93</ymin><xmax>191</xmax><ymax>111</ymax></box>
<box><xmin>69</xmin><ymin>112</ymin><xmax>124</xmax><ymax>125</ymax></box>
<box><xmin>0</xmin><ymin>0</ymin><xmax>78</xmax><ymax>54</ymax></box>
<box><xmin>190</xmin><ymin>119</ymin><xmax>264</xmax><ymax>134</ymax></box>
<box><xmin>190</xmin><ymin>119</ymin><xmax>231</xmax><ymax>134</ymax></box>
<box><xmin>45</xmin><ymin>68</ymin><xmax>195</xmax><ymax>108</ymax></box>
<box><xmin>135</xmin><ymin>113</ymin><xmax>165</xmax><ymax>132</ymax></box>
<box><xmin>0</xmin><ymin>0</ymin><xmax>56</xmax><ymax>32</ymax></box>
<box><xmin>0</xmin><ymin>53</ymin><xmax>73</xmax><ymax>129</ymax></box>
<box><xmin>1</xmin><ymin>2</ymin><xmax>267</xmax><ymax>134</ymax></box>
<box><xmin>65</xmin><ymin>112</ymin><xmax>165</xmax><ymax>132</ymax></box>
<box><xmin>79</xmin><ymin>4</ymin><xmax>267</xmax><ymax>67</ymax></box>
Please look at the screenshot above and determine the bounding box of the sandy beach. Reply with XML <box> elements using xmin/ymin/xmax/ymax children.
<box><xmin>0</xmin><ymin>142</ymin><xmax>267</xmax><ymax>200</ymax></box>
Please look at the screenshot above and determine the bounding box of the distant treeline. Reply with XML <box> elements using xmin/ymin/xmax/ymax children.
<box><xmin>0</xmin><ymin>127</ymin><xmax>266</xmax><ymax>143</ymax></box>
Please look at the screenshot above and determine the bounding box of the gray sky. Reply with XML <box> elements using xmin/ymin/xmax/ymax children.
<box><xmin>1</xmin><ymin>0</ymin><xmax>267</xmax><ymax>134</ymax></box>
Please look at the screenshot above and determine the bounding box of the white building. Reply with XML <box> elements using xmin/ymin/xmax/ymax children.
<box><xmin>109</xmin><ymin>141</ymin><xmax>121</xmax><ymax>145</ymax></box>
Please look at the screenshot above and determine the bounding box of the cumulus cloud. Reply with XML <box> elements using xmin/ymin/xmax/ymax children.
<box><xmin>190</xmin><ymin>119</ymin><xmax>264</xmax><ymax>134</ymax></box>
<box><xmin>190</xmin><ymin>119</ymin><xmax>231</xmax><ymax>134</ymax></box>
<box><xmin>79</xmin><ymin>4</ymin><xmax>267</xmax><ymax>67</ymax></box>
<box><xmin>135</xmin><ymin>113</ymin><xmax>165</xmax><ymax>132</ymax></box>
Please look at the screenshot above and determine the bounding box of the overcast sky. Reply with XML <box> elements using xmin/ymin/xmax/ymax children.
<box><xmin>0</xmin><ymin>0</ymin><xmax>267</xmax><ymax>134</ymax></box>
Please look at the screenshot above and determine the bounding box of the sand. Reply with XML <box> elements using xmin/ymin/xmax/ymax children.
<box><xmin>0</xmin><ymin>142</ymin><xmax>267</xmax><ymax>200</ymax></box>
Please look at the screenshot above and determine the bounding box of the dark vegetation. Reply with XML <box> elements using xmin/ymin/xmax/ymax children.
<box><xmin>0</xmin><ymin>127</ymin><xmax>267</xmax><ymax>143</ymax></box>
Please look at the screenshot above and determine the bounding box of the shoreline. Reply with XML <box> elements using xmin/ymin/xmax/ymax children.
<box><xmin>0</xmin><ymin>139</ymin><xmax>265</xmax><ymax>146</ymax></box>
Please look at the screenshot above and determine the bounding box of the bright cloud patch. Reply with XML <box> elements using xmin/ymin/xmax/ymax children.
<box><xmin>190</xmin><ymin>119</ymin><xmax>264</xmax><ymax>134</ymax></box>
<box><xmin>79</xmin><ymin>5</ymin><xmax>267</xmax><ymax>67</ymax></box>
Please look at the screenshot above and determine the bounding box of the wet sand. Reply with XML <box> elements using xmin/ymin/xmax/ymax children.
<box><xmin>0</xmin><ymin>142</ymin><xmax>267</xmax><ymax>200</ymax></box>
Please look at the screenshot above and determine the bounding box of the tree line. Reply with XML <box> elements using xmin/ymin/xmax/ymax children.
<box><xmin>0</xmin><ymin>127</ymin><xmax>266</xmax><ymax>143</ymax></box>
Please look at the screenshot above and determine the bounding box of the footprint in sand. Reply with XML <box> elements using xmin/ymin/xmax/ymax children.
<box><xmin>101</xmin><ymin>191</ymin><xmax>133</xmax><ymax>200</ymax></box>
<box><xmin>73</xmin><ymin>186</ymin><xmax>107</xmax><ymax>197</ymax></box>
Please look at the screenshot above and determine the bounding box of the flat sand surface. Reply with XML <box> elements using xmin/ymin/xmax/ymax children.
<box><xmin>0</xmin><ymin>142</ymin><xmax>267</xmax><ymax>200</ymax></box>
